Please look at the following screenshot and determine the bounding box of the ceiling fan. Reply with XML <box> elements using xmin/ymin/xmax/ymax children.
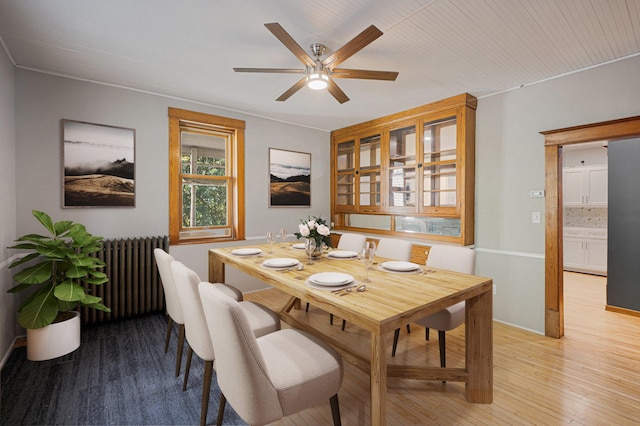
<box><xmin>233</xmin><ymin>23</ymin><xmax>399</xmax><ymax>104</ymax></box>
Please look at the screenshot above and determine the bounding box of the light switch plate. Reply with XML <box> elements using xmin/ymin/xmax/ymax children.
<box><xmin>532</xmin><ymin>212</ymin><xmax>541</xmax><ymax>223</ymax></box>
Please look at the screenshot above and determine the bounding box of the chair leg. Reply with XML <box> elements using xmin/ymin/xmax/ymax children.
<box><xmin>330</xmin><ymin>313</ymin><xmax>334</xmax><ymax>325</ymax></box>
<box><xmin>329</xmin><ymin>394</ymin><xmax>342</xmax><ymax>426</ymax></box>
<box><xmin>200</xmin><ymin>360</ymin><xmax>213</xmax><ymax>426</ymax></box>
<box><xmin>341</xmin><ymin>319</ymin><xmax>346</xmax><ymax>331</ymax></box>
<box><xmin>175</xmin><ymin>324</ymin><xmax>185</xmax><ymax>377</ymax></box>
<box><xmin>425</xmin><ymin>327</ymin><xmax>430</xmax><ymax>341</ymax></box>
<box><xmin>216</xmin><ymin>392</ymin><xmax>227</xmax><ymax>426</ymax></box>
<box><xmin>164</xmin><ymin>316</ymin><xmax>173</xmax><ymax>353</ymax></box>
<box><xmin>438</xmin><ymin>330</ymin><xmax>446</xmax><ymax>368</ymax></box>
<box><xmin>183</xmin><ymin>346</ymin><xmax>193</xmax><ymax>391</ymax></box>
<box><xmin>391</xmin><ymin>328</ymin><xmax>400</xmax><ymax>357</ymax></box>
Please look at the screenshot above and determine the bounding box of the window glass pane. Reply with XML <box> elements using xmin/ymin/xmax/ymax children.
<box><xmin>395</xmin><ymin>216</ymin><xmax>460</xmax><ymax>237</ymax></box>
<box><xmin>424</xmin><ymin>117</ymin><xmax>456</xmax><ymax>163</ymax></box>
<box><xmin>181</xmin><ymin>131</ymin><xmax>227</xmax><ymax>176</ymax></box>
<box><xmin>389</xmin><ymin>167</ymin><xmax>416</xmax><ymax>207</ymax></box>
<box><xmin>423</xmin><ymin>163</ymin><xmax>456</xmax><ymax>206</ymax></box>
<box><xmin>389</xmin><ymin>125</ymin><xmax>416</xmax><ymax>166</ymax></box>
<box><xmin>337</xmin><ymin>140</ymin><xmax>355</xmax><ymax>171</ymax></box>
<box><xmin>182</xmin><ymin>178</ymin><xmax>228</xmax><ymax>228</ymax></box>
<box><xmin>359</xmin><ymin>134</ymin><xmax>381</xmax><ymax>168</ymax></box>
<box><xmin>346</xmin><ymin>214</ymin><xmax>391</xmax><ymax>230</ymax></box>
<box><xmin>359</xmin><ymin>171</ymin><xmax>381</xmax><ymax>206</ymax></box>
<box><xmin>337</xmin><ymin>174</ymin><xmax>354</xmax><ymax>206</ymax></box>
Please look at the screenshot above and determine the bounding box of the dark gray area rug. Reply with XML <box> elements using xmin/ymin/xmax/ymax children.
<box><xmin>1</xmin><ymin>314</ymin><xmax>247</xmax><ymax>425</ymax></box>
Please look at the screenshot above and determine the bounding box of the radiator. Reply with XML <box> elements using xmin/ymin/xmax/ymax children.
<box><xmin>81</xmin><ymin>236</ymin><xmax>169</xmax><ymax>325</ymax></box>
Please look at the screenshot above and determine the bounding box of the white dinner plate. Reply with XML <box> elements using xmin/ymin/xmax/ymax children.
<box><xmin>327</xmin><ymin>250</ymin><xmax>358</xmax><ymax>259</ymax></box>
<box><xmin>231</xmin><ymin>247</ymin><xmax>262</xmax><ymax>256</ymax></box>
<box><xmin>291</xmin><ymin>243</ymin><xmax>306</xmax><ymax>249</ymax></box>
<box><xmin>309</xmin><ymin>272</ymin><xmax>354</xmax><ymax>287</ymax></box>
<box><xmin>381</xmin><ymin>261</ymin><xmax>421</xmax><ymax>272</ymax></box>
<box><xmin>262</xmin><ymin>258</ymin><xmax>299</xmax><ymax>268</ymax></box>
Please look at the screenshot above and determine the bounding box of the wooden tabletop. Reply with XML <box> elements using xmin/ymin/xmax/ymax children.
<box><xmin>209</xmin><ymin>243</ymin><xmax>492</xmax><ymax>334</ymax></box>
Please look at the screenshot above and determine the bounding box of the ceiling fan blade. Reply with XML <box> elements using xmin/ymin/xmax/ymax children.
<box><xmin>275</xmin><ymin>76</ymin><xmax>308</xmax><ymax>102</ymax></box>
<box><xmin>331</xmin><ymin>68</ymin><xmax>398</xmax><ymax>81</ymax></box>
<box><xmin>264</xmin><ymin>23</ymin><xmax>316</xmax><ymax>67</ymax></box>
<box><xmin>327</xmin><ymin>79</ymin><xmax>350</xmax><ymax>104</ymax></box>
<box><xmin>322</xmin><ymin>25</ymin><xmax>383</xmax><ymax>68</ymax></box>
<box><xmin>234</xmin><ymin>67</ymin><xmax>305</xmax><ymax>74</ymax></box>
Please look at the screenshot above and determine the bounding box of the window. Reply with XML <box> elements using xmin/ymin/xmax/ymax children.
<box><xmin>168</xmin><ymin>108</ymin><xmax>245</xmax><ymax>244</ymax></box>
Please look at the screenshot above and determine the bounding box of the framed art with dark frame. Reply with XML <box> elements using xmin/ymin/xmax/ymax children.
<box><xmin>62</xmin><ymin>119</ymin><xmax>136</xmax><ymax>208</ymax></box>
<box><xmin>269</xmin><ymin>148</ymin><xmax>311</xmax><ymax>207</ymax></box>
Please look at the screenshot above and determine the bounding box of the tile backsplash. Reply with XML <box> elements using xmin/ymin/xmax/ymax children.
<box><xmin>564</xmin><ymin>207</ymin><xmax>608</xmax><ymax>228</ymax></box>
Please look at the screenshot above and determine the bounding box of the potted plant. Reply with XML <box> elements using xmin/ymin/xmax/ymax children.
<box><xmin>7</xmin><ymin>210</ymin><xmax>110</xmax><ymax>360</ymax></box>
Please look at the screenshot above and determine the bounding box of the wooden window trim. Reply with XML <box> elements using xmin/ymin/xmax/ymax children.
<box><xmin>168</xmin><ymin>107</ymin><xmax>245</xmax><ymax>245</ymax></box>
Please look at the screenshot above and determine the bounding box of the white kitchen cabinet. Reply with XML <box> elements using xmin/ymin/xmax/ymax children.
<box><xmin>563</xmin><ymin>165</ymin><xmax>608</xmax><ymax>206</ymax></box>
<box><xmin>563</xmin><ymin>227</ymin><xmax>607</xmax><ymax>275</ymax></box>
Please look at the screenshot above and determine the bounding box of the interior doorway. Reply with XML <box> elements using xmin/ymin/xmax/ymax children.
<box><xmin>541</xmin><ymin>116</ymin><xmax>640</xmax><ymax>339</ymax></box>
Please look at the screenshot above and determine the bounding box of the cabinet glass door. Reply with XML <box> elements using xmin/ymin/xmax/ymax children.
<box><xmin>336</xmin><ymin>139</ymin><xmax>356</xmax><ymax>209</ymax></box>
<box><xmin>388</xmin><ymin>125</ymin><xmax>417</xmax><ymax>208</ymax></box>
<box><xmin>423</xmin><ymin>117</ymin><xmax>457</xmax><ymax>208</ymax></box>
<box><xmin>359</xmin><ymin>133</ymin><xmax>381</xmax><ymax>208</ymax></box>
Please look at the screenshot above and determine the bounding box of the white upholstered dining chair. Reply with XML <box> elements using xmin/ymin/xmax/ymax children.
<box><xmin>154</xmin><ymin>248</ymin><xmax>186</xmax><ymax>376</ymax></box>
<box><xmin>336</xmin><ymin>232</ymin><xmax>367</xmax><ymax>252</ymax></box>
<box><xmin>375</xmin><ymin>237</ymin><xmax>413</xmax><ymax>262</ymax></box>
<box><xmin>170</xmin><ymin>261</ymin><xmax>281</xmax><ymax>426</ymax></box>
<box><xmin>154</xmin><ymin>248</ymin><xmax>244</xmax><ymax>377</ymax></box>
<box><xmin>198</xmin><ymin>282</ymin><xmax>344</xmax><ymax>426</ymax></box>
<box><xmin>391</xmin><ymin>244</ymin><xmax>476</xmax><ymax>368</ymax></box>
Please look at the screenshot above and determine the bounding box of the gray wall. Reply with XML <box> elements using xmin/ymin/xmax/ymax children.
<box><xmin>3</xmin><ymin>51</ymin><xmax>640</xmax><ymax>364</ymax></box>
<box><xmin>475</xmin><ymin>54</ymin><xmax>640</xmax><ymax>332</ymax></box>
<box><xmin>0</xmin><ymin>46</ymin><xmax>16</xmax><ymax>364</ymax></box>
<box><xmin>607</xmin><ymin>138</ymin><xmax>640</xmax><ymax>311</ymax></box>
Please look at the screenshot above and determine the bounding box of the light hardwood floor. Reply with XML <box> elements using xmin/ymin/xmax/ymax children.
<box><xmin>243</xmin><ymin>271</ymin><xmax>640</xmax><ymax>425</ymax></box>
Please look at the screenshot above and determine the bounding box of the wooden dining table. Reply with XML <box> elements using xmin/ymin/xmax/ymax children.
<box><xmin>209</xmin><ymin>243</ymin><xmax>493</xmax><ymax>426</ymax></box>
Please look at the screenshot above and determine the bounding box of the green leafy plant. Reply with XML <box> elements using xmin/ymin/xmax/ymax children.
<box><xmin>7</xmin><ymin>210</ymin><xmax>111</xmax><ymax>329</ymax></box>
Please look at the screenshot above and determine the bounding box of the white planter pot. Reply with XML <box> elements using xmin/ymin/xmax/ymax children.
<box><xmin>27</xmin><ymin>311</ymin><xmax>81</xmax><ymax>361</ymax></box>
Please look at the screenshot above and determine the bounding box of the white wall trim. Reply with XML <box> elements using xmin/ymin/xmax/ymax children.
<box><xmin>493</xmin><ymin>318</ymin><xmax>545</xmax><ymax>336</ymax></box>
<box><xmin>0</xmin><ymin>335</ymin><xmax>24</xmax><ymax>370</ymax></box>
<box><xmin>474</xmin><ymin>247</ymin><xmax>545</xmax><ymax>260</ymax></box>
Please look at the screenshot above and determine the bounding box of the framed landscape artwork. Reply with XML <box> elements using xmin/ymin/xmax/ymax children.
<box><xmin>269</xmin><ymin>148</ymin><xmax>311</xmax><ymax>207</ymax></box>
<box><xmin>62</xmin><ymin>119</ymin><xmax>136</xmax><ymax>207</ymax></box>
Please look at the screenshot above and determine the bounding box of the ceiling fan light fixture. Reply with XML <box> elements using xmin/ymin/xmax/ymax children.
<box><xmin>307</xmin><ymin>72</ymin><xmax>329</xmax><ymax>90</ymax></box>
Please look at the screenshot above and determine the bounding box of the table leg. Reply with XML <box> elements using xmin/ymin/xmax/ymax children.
<box><xmin>370</xmin><ymin>330</ymin><xmax>387</xmax><ymax>426</ymax></box>
<box><xmin>465</xmin><ymin>288</ymin><xmax>493</xmax><ymax>403</ymax></box>
<box><xmin>208</xmin><ymin>252</ymin><xmax>225</xmax><ymax>283</ymax></box>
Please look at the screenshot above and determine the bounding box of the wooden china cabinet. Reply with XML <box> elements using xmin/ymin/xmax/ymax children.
<box><xmin>330</xmin><ymin>93</ymin><xmax>476</xmax><ymax>245</ymax></box>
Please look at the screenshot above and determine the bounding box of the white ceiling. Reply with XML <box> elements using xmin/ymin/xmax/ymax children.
<box><xmin>1</xmin><ymin>0</ymin><xmax>639</xmax><ymax>131</ymax></box>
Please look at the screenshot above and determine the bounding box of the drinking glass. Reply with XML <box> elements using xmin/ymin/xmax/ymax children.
<box><xmin>304</xmin><ymin>239</ymin><xmax>317</xmax><ymax>265</ymax></box>
<box><xmin>366</xmin><ymin>242</ymin><xmax>377</xmax><ymax>270</ymax></box>
<box><xmin>266</xmin><ymin>232</ymin><xmax>276</xmax><ymax>253</ymax></box>
<box><xmin>279</xmin><ymin>228</ymin><xmax>287</xmax><ymax>245</ymax></box>
<box><xmin>360</xmin><ymin>242</ymin><xmax>376</xmax><ymax>282</ymax></box>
